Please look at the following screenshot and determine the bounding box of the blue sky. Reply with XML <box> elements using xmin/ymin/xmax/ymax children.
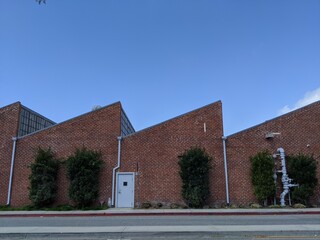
<box><xmin>1</xmin><ymin>0</ymin><xmax>319</xmax><ymax>135</ymax></box>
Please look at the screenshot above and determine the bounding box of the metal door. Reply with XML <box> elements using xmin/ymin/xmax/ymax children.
<box><xmin>116</xmin><ymin>173</ymin><xmax>134</xmax><ymax>208</ymax></box>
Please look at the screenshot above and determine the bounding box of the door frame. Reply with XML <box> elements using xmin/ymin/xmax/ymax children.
<box><xmin>115</xmin><ymin>172</ymin><xmax>135</xmax><ymax>208</ymax></box>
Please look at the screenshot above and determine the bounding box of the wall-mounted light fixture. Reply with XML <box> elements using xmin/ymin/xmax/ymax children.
<box><xmin>265</xmin><ymin>132</ymin><xmax>281</xmax><ymax>139</ymax></box>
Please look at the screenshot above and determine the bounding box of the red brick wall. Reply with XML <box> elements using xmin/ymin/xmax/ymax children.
<box><xmin>4</xmin><ymin>99</ymin><xmax>320</xmax><ymax>208</ymax></box>
<box><xmin>10</xmin><ymin>102</ymin><xmax>122</xmax><ymax>207</ymax></box>
<box><xmin>226</xmin><ymin>101</ymin><xmax>320</xmax><ymax>205</ymax></box>
<box><xmin>120</xmin><ymin>101</ymin><xmax>226</xmax><ymax>207</ymax></box>
<box><xmin>0</xmin><ymin>102</ymin><xmax>21</xmax><ymax>205</ymax></box>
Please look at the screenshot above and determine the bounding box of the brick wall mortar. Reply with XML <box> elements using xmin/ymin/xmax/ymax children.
<box><xmin>226</xmin><ymin>101</ymin><xmax>320</xmax><ymax>205</ymax></box>
<box><xmin>2</xmin><ymin>100</ymin><xmax>320</xmax><ymax>208</ymax></box>
<box><xmin>0</xmin><ymin>102</ymin><xmax>21</xmax><ymax>205</ymax></box>
<box><xmin>10</xmin><ymin>103</ymin><xmax>122</xmax><ymax>207</ymax></box>
<box><xmin>120</xmin><ymin>101</ymin><xmax>225</xmax><ymax>207</ymax></box>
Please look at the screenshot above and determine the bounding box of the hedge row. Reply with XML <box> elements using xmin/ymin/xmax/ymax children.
<box><xmin>29</xmin><ymin>147</ymin><xmax>103</xmax><ymax>208</ymax></box>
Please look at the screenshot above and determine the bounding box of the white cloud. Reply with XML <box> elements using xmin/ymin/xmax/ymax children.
<box><xmin>278</xmin><ymin>87</ymin><xmax>320</xmax><ymax>115</ymax></box>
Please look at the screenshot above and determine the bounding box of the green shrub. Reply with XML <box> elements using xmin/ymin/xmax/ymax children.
<box><xmin>250</xmin><ymin>203</ymin><xmax>262</xmax><ymax>208</ymax></box>
<box><xmin>66</xmin><ymin>147</ymin><xmax>103</xmax><ymax>208</ymax></box>
<box><xmin>292</xmin><ymin>203</ymin><xmax>306</xmax><ymax>208</ymax></box>
<box><xmin>250</xmin><ymin>150</ymin><xmax>276</xmax><ymax>205</ymax></box>
<box><xmin>140</xmin><ymin>202</ymin><xmax>152</xmax><ymax>209</ymax></box>
<box><xmin>29</xmin><ymin>147</ymin><xmax>59</xmax><ymax>208</ymax></box>
<box><xmin>287</xmin><ymin>154</ymin><xmax>318</xmax><ymax>205</ymax></box>
<box><xmin>268</xmin><ymin>204</ymin><xmax>281</xmax><ymax>208</ymax></box>
<box><xmin>0</xmin><ymin>205</ymin><xmax>11</xmax><ymax>211</ymax></box>
<box><xmin>178</xmin><ymin>147</ymin><xmax>212</xmax><ymax>208</ymax></box>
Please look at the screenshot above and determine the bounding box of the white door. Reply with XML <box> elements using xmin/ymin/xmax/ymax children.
<box><xmin>116</xmin><ymin>173</ymin><xmax>134</xmax><ymax>208</ymax></box>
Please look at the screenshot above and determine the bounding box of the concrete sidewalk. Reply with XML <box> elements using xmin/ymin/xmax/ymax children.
<box><xmin>0</xmin><ymin>209</ymin><xmax>320</xmax><ymax>235</ymax></box>
<box><xmin>0</xmin><ymin>207</ymin><xmax>319</xmax><ymax>217</ymax></box>
<box><xmin>1</xmin><ymin>225</ymin><xmax>320</xmax><ymax>234</ymax></box>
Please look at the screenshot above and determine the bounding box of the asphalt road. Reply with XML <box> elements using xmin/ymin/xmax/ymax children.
<box><xmin>1</xmin><ymin>232</ymin><xmax>320</xmax><ymax>240</ymax></box>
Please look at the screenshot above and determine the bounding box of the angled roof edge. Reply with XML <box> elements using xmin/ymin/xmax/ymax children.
<box><xmin>226</xmin><ymin>100</ymin><xmax>320</xmax><ymax>138</ymax></box>
<box><xmin>0</xmin><ymin>101</ymin><xmax>21</xmax><ymax>110</ymax></box>
<box><xmin>123</xmin><ymin>100</ymin><xmax>222</xmax><ymax>139</ymax></box>
<box><xmin>18</xmin><ymin>101</ymin><xmax>121</xmax><ymax>140</ymax></box>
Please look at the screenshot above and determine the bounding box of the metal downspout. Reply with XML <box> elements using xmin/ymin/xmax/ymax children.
<box><xmin>7</xmin><ymin>137</ymin><xmax>17</xmax><ymax>205</ymax></box>
<box><xmin>112</xmin><ymin>136</ymin><xmax>122</xmax><ymax>207</ymax></box>
<box><xmin>222</xmin><ymin>136</ymin><xmax>230</xmax><ymax>205</ymax></box>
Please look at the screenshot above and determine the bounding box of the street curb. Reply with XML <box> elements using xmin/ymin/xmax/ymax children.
<box><xmin>1</xmin><ymin>211</ymin><xmax>320</xmax><ymax>218</ymax></box>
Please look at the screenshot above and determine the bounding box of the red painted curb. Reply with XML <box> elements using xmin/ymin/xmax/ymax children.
<box><xmin>0</xmin><ymin>211</ymin><xmax>319</xmax><ymax>218</ymax></box>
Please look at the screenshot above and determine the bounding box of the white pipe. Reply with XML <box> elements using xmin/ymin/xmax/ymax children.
<box><xmin>222</xmin><ymin>136</ymin><xmax>230</xmax><ymax>205</ymax></box>
<box><xmin>111</xmin><ymin>136</ymin><xmax>122</xmax><ymax>207</ymax></box>
<box><xmin>278</xmin><ymin>148</ymin><xmax>289</xmax><ymax>206</ymax></box>
<box><xmin>278</xmin><ymin>148</ymin><xmax>298</xmax><ymax>206</ymax></box>
<box><xmin>7</xmin><ymin>137</ymin><xmax>17</xmax><ymax>205</ymax></box>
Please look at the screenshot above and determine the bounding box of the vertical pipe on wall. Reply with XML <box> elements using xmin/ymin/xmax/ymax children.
<box><xmin>111</xmin><ymin>136</ymin><xmax>122</xmax><ymax>207</ymax></box>
<box><xmin>7</xmin><ymin>137</ymin><xmax>17</xmax><ymax>206</ymax></box>
<box><xmin>222</xmin><ymin>136</ymin><xmax>230</xmax><ymax>205</ymax></box>
<box><xmin>278</xmin><ymin>147</ymin><xmax>298</xmax><ymax>206</ymax></box>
